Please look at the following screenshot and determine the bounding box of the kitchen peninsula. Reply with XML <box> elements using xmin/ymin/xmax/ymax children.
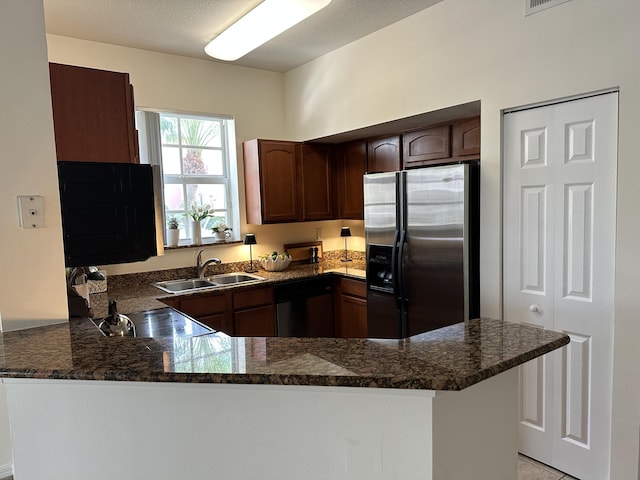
<box><xmin>0</xmin><ymin>301</ymin><xmax>568</xmax><ymax>480</ymax></box>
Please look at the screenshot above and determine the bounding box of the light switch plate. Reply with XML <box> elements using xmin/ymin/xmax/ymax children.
<box><xmin>17</xmin><ymin>195</ymin><xmax>45</xmax><ymax>228</ymax></box>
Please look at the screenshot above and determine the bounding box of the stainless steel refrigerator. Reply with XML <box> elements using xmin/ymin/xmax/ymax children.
<box><xmin>364</xmin><ymin>163</ymin><xmax>480</xmax><ymax>338</ymax></box>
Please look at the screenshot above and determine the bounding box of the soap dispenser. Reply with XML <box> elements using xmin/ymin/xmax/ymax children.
<box><xmin>99</xmin><ymin>300</ymin><xmax>135</xmax><ymax>337</ymax></box>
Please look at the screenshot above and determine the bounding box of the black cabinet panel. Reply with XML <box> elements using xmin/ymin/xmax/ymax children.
<box><xmin>58</xmin><ymin>161</ymin><xmax>158</xmax><ymax>266</ymax></box>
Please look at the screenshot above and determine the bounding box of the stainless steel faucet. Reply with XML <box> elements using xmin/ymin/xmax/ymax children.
<box><xmin>196</xmin><ymin>249</ymin><xmax>222</xmax><ymax>278</ymax></box>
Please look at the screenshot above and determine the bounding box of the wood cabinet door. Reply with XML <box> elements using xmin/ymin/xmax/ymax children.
<box><xmin>299</xmin><ymin>144</ymin><xmax>334</xmax><ymax>220</ymax></box>
<box><xmin>174</xmin><ymin>292</ymin><xmax>233</xmax><ymax>333</ymax></box>
<box><xmin>259</xmin><ymin>141</ymin><xmax>299</xmax><ymax>223</ymax></box>
<box><xmin>197</xmin><ymin>313</ymin><xmax>228</xmax><ymax>333</ymax></box>
<box><xmin>334</xmin><ymin>277</ymin><xmax>368</xmax><ymax>338</ymax></box>
<box><xmin>367</xmin><ymin>135</ymin><xmax>401</xmax><ymax>173</ymax></box>
<box><xmin>402</xmin><ymin>126</ymin><xmax>451</xmax><ymax>168</ymax></box>
<box><xmin>49</xmin><ymin>63</ymin><xmax>138</xmax><ymax>163</ymax></box>
<box><xmin>336</xmin><ymin>294</ymin><xmax>368</xmax><ymax>338</ymax></box>
<box><xmin>178</xmin><ymin>293</ymin><xmax>227</xmax><ymax>318</ymax></box>
<box><xmin>336</xmin><ymin>140</ymin><xmax>366</xmax><ymax>219</ymax></box>
<box><xmin>244</xmin><ymin>140</ymin><xmax>299</xmax><ymax>224</ymax></box>
<box><xmin>233</xmin><ymin>286</ymin><xmax>273</xmax><ymax>310</ymax></box>
<box><xmin>306</xmin><ymin>293</ymin><xmax>334</xmax><ymax>337</ymax></box>
<box><xmin>452</xmin><ymin>117</ymin><xmax>481</xmax><ymax>158</ymax></box>
<box><xmin>234</xmin><ymin>305</ymin><xmax>276</xmax><ymax>337</ymax></box>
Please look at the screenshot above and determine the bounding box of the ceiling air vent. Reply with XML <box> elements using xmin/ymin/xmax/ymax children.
<box><xmin>525</xmin><ymin>0</ymin><xmax>573</xmax><ymax>16</ymax></box>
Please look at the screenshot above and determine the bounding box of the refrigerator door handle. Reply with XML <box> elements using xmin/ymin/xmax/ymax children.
<box><xmin>397</xmin><ymin>228</ymin><xmax>407</xmax><ymax>303</ymax></box>
<box><xmin>391</xmin><ymin>172</ymin><xmax>402</xmax><ymax>310</ymax></box>
<box><xmin>391</xmin><ymin>229</ymin><xmax>401</xmax><ymax>307</ymax></box>
<box><xmin>398</xmin><ymin>170</ymin><xmax>408</xmax><ymax>338</ymax></box>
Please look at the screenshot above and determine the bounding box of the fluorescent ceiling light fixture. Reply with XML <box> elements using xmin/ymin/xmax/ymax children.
<box><xmin>205</xmin><ymin>0</ymin><xmax>332</xmax><ymax>61</ymax></box>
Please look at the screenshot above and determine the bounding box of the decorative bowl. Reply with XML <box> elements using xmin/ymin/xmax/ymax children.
<box><xmin>259</xmin><ymin>255</ymin><xmax>292</xmax><ymax>272</ymax></box>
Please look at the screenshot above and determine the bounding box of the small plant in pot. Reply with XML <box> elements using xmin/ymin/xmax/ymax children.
<box><xmin>166</xmin><ymin>216</ymin><xmax>181</xmax><ymax>247</ymax></box>
<box><xmin>211</xmin><ymin>222</ymin><xmax>232</xmax><ymax>241</ymax></box>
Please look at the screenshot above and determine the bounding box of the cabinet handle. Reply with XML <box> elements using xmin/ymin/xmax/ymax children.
<box><xmin>529</xmin><ymin>304</ymin><xmax>542</xmax><ymax>313</ymax></box>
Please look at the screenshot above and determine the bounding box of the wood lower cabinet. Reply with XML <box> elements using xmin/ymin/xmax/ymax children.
<box><xmin>162</xmin><ymin>284</ymin><xmax>276</xmax><ymax>336</ymax></box>
<box><xmin>49</xmin><ymin>63</ymin><xmax>139</xmax><ymax>163</ymax></box>
<box><xmin>306</xmin><ymin>292</ymin><xmax>335</xmax><ymax>338</ymax></box>
<box><xmin>163</xmin><ymin>276</ymin><xmax>369</xmax><ymax>338</ymax></box>
<box><xmin>163</xmin><ymin>291</ymin><xmax>231</xmax><ymax>333</ymax></box>
<box><xmin>367</xmin><ymin>135</ymin><xmax>401</xmax><ymax>173</ymax></box>
<box><xmin>232</xmin><ymin>286</ymin><xmax>276</xmax><ymax>337</ymax></box>
<box><xmin>334</xmin><ymin>277</ymin><xmax>368</xmax><ymax>338</ymax></box>
<box><xmin>335</xmin><ymin>140</ymin><xmax>366</xmax><ymax>219</ymax></box>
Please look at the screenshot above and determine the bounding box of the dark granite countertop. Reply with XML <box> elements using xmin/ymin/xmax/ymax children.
<box><xmin>0</xmin><ymin>316</ymin><xmax>568</xmax><ymax>391</ymax></box>
<box><xmin>90</xmin><ymin>262</ymin><xmax>367</xmax><ymax>319</ymax></box>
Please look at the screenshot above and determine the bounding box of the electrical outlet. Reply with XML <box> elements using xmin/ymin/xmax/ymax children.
<box><xmin>316</xmin><ymin>227</ymin><xmax>322</xmax><ymax>240</ymax></box>
<box><xmin>17</xmin><ymin>195</ymin><xmax>45</xmax><ymax>228</ymax></box>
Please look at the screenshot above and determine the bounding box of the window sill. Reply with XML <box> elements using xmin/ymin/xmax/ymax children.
<box><xmin>164</xmin><ymin>238</ymin><xmax>242</xmax><ymax>251</ymax></box>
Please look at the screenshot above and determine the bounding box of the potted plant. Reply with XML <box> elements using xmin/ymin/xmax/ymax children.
<box><xmin>211</xmin><ymin>222</ymin><xmax>232</xmax><ymax>241</ymax></box>
<box><xmin>166</xmin><ymin>215</ymin><xmax>180</xmax><ymax>247</ymax></box>
<box><xmin>185</xmin><ymin>202</ymin><xmax>214</xmax><ymax>245</ymax></box>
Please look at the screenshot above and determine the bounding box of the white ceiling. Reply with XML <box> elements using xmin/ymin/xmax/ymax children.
<box><xmin>43</xmin><ymin>0</ymin><xmax>444</xmax><ymax>73</ymax></box>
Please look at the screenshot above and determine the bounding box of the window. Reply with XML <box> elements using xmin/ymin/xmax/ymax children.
<box><xmin>137</xmin><ymin>111</ymin><xmax>239</xmax><ymax>245</ymax></box>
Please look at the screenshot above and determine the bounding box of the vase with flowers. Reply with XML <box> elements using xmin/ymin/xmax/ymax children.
<box><xmin>186</xmin><ymin>202</ymin><xmax>214</xmax><ymax>245</ymax></box>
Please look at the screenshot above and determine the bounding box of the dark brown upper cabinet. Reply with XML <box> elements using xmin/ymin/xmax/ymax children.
<box><xmin>243</xmin><ymin>139</ymin><xmax>334</xmax><ymax>224</ymax></box>
<box><xmin>49</xmin><ymin>63</ymin><xmax>139</xmax><ymax>164</ymax></box>
<box><xmin>299</xmin><ymin>143</ymin><xmax>334</xmax><ymax>221</ymax></box>
<box><xmin>244</xmin><ymin>139</ymin><xmax>299</xmax><ymax>224</ymax></box>
<box><xmin>402</xmin><ymin>125</ymin><xmax>452</xmax><ymax>168</ymax></box>
<box><xmin>452</xmin><ymin>116</ymin><xmax>481</xmax><ymax>158</ymax></box>
<box><xmin>367</xmin><ymin>135</ymin><xmax>401</xmax><ymax>173</ymax></box>
<box><xmin>243</xmin><ymin>116</ymin><xmax>479</xmax><ymax>224</ymax></box>
<box><xmin>335</xmin><ymin>140</ymin><xmax>367</xmax><ymax>219</ymax></box>
<box><xmin>402</xmin><ymin>116</ymin><xmax>480</xmax><ymax>168</ymax></box>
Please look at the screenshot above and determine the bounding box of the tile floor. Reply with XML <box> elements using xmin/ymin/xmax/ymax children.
<box><xmin>0</xmin><ymin>457</ymin><xmax>578</xmax><ymax>480</ymax></box>
<box><xmin>518</xmin><ymin>454</ymin><xmax>579</xmax><ymax>479</ymax></box>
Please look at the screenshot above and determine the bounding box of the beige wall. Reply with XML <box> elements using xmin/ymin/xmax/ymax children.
<box><xmin>0</xmin><ymin>3</ymin><xmax>67</xmax><ymax>330</ymax></box>
<box><xmin>0</xmin><ymin>0</ymin><xmax>69</xmax><ymax>469</ymax></box>
<box><xmin>46</xmin><ymin>35</ymin><xmax>362</xmax><ymax>274</ymax></box>
<box><xmin>284</xmin><ymin>0</ymin><xmax>640</xmax><ymax>477</ymax></box>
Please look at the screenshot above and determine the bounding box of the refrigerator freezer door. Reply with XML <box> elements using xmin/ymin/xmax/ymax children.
<box><xmin>364</xmin><ymin>172</ymin><xmax>401</xmax><ymax>338</ymax></box>
<box><xmin>363</xmin><ymin>172</ymin><xmax>397</xmax><ymax>248</ymax></box>
<box><xmin>403</xmin><ymin>165</ymin><xmax>468</xmax><ymax>335</ymax></box>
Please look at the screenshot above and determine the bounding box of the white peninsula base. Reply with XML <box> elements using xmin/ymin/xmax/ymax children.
<box><xmin>4</xmin><ymin>369</ymin><xmax>517</xmax><ymax>480</ymax></box>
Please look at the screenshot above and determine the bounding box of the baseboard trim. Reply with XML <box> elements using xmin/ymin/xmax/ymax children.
<box><xmin>0</xmin><ymin>463</ymin><xmax>13</xmax><ymax>478</ymax></box>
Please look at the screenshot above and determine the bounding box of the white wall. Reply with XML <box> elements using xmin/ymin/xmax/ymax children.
<box><xmin>283</xmin><ymin>0</ymin><xmax>640</xmax><ymax>478</ymax></box>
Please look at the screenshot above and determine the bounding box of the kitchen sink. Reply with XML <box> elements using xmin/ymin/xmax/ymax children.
<box><xmin>208</xmin><ymin>273</ymin><xmax>263</xmax><ymax>285</ymax></box>
<box><xmin>154</xmin><ymin>278</ymin><xmax>216</xmax><ymax>293</ymax></box>
<box><xmin>153</xmin><ymin>272</ymin><xmax>264</xmax><ymax>294</ymax></box>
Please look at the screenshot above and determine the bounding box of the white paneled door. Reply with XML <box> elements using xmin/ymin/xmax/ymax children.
<box><xmin>503</xmin><ymin>92</ymin><xmax>618</xmax><ymax>480</ymax></box>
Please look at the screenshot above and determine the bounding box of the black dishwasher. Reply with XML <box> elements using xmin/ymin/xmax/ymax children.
<box><xmin>274</xmin><ymin>276</ymin><xmax>334</xmax><ymax>337</ymax></box>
